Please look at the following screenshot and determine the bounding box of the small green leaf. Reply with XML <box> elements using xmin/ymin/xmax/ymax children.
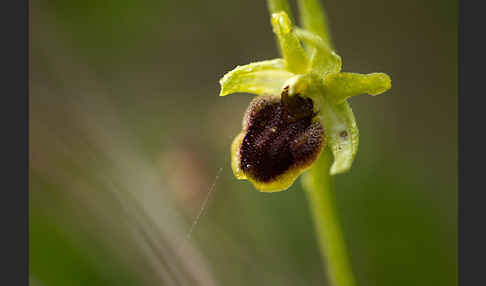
<box><xmin>271</xmin><ymin>12</ymin><xmax>310</xmax><ymax>74</ymax></box>
<box><xmin>219</xmin><ymin>59</ymin><xmax>294</xmax><ymax>97</ymax></box>
<box><xmin>319</xmin><ymin>100</ymin><xmax>359</xmax><ymax>175</ymax></box>
<box><xmin>323</xmin><ymin>72</ymin><xmax>391</xmax><ymax>104</ymax></box>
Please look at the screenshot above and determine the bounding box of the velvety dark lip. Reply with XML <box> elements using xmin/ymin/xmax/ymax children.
<box><xmin>240</xmin><ymin>95</ymin><xmax>324</xmax><ymax>183</ymax></box>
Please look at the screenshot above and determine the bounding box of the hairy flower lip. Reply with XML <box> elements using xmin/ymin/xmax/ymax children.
<box><xmin>233</xmin><ymin>94</ymin><xmax>325</xmax><ymax>192</ymax></box>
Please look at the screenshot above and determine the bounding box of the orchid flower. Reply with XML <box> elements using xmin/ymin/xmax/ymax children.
<box><xmin>220</xmin><ymin>11</ymin><xmax>391</xmax><ymax>192</ymax></box>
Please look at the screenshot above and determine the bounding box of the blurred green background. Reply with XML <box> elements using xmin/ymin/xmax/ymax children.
<box><xmin>30</xmin><ymin>0</ymin><xmax>457</xmax><ymax>285</ymax></box>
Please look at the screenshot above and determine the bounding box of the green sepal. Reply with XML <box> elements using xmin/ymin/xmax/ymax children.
<box><xmin>323</xmin><ymin>72</ymin><xmax>391</xmax><ymax>104</ymax></box>
<box><xmin>271</xmin><ymin>12</ymin><xmax>310</xmax><ymax>74</ymax></box>
<box><xmin>219</xmin><ymin>59</ymin><xmax>293</xmax><ymax>96</ymax></box>
<box><xmin>219</xmin><ymin>59</ymin><xmax>294</xmax><ymax>97</ymax></box>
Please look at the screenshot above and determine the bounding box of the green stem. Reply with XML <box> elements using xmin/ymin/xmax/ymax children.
<box><xmin>296</xmin><ymin>1</ymin><xmax>355</xmax><ymax>284</ymax></box>
<box><xmin>302</xmin><ymin>149</ymin><xmax>356</xmax><ymax>286</ymax></box>
<box><xmin>267</xmin><ymin>1</ymin><xmax>356</xmax><ymax>285</ymax></box>
<box><xmin>297</xmin><ymin>0</ymin><xmax>333</xmax><ymax>48</ymax></box>
<box><xmin>267</xmin><ymin>0</ymin><xmax>294</xmax><ymax>22</ymax></box>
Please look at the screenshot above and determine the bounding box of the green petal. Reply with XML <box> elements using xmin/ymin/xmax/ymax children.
<box><xmin>294</xmin><ymin>28</ymin><xmax>341</xmax><ymax>76</ymax></box>
<box><xmin>271</xmin><ymin>12</ymin><xmax>310</xmax><ymax>74</ymax></box>
<box><xmin>323</xmin><ymin>72</ymin><xmax>391</xmax><ymax>104</ymax></box>
<box><xmin>219</xmin><ymin>59</ymin><xmax>294</xmax><ymax>97</ymax></box>
<box><xmin>319</xmin><ymin>100</ymin><xmax>359</xmax><ymax>175</ymax></box>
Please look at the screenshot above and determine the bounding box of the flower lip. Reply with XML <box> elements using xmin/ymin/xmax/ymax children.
<box><xmin>239</xmin><ymin>93</ymin><xmax>325</xmax><ymax>184</ymax></box>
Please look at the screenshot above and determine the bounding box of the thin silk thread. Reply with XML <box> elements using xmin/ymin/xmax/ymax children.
<box><xmin>185</xmin><ymin>167</ymin><xmax>223</xmax><ymax>240</ymax></box>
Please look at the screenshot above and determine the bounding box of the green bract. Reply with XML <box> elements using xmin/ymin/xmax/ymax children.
<box><xmin>219</xmin><ymin>11</ymin><xmax>391</xmax><ymax>192</ymax></box>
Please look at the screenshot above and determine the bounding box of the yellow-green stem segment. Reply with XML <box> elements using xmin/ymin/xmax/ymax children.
<box><xmin>302</xmin><ymin>149</ymin><xmax>356</xmax><ymax>286</ymax></box>
<box><xmin>297</xmin><ymin>0</ymin><xmax>333</xmax><ymax>48</ymax></box>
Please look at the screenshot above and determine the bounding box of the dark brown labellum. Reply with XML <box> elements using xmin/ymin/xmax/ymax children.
<box><xmin>239</xmin><ymin>94</ymin><xmax>324</xmax><ymax>183</ymax></box>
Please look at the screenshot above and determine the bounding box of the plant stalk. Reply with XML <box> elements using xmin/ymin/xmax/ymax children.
<box><xmin>297</xmin><ymin>0</ymin><xmax>333</xmax><ymax>48</ymax></box>
<box><xmin>267</xmin><ymin>1</ymin><xmax>357</xmax><ymax>285</ymax></box>
<box><xmin>302</xmin><ymin>149</ymin><xmax>356</xmax><ymax>286</ymax></box>
<box><xmin>267</xmin><ymin>0</ymin><xmax>294</xmax><ymax>22</ymax></box>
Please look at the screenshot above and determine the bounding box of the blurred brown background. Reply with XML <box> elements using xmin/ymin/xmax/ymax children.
<box><xmin>30</xmin><ymin>0</ymin><xmax>457</xmax><ymax>285</ymax></box>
